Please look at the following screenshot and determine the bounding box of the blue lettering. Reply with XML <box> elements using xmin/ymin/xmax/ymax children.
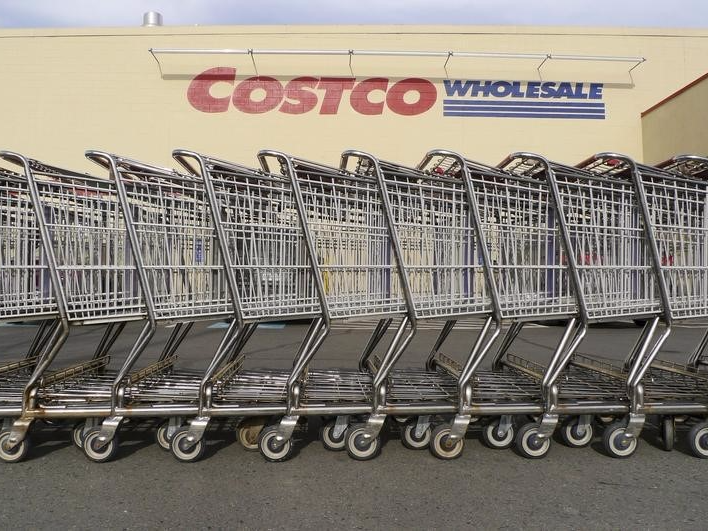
<box><xmin>491</xmin><ymin>81</ymin><xmax>512</xmax><ymax>97</ymax></box>
<box><xmin>443</xmin><ymin>79</ymin><xmax>473</xmax><ymax>97</ymax></box>
<box><xmin>471</xmin><ymin>81</ymin><xmax>493</xmax><ymax>97</ymax></box>
<box><xmin>540</xmin><ymin>82</ymin><xmax>557</xmax><ymax>98</ymax></box>
<box><xmin>443</xmin><ymin>79</ymin><xmax>604</xmax><ymax>102</ymax></box>
<box><xmin>555</xmin><ymin>83</ymin><xmax>575</xmax><ymax>98</ymax></box>
<box><xmin>526</xmin><ymin>82</ymin><xmax>540</xmax><ymax>98</ymax></box>
<box><xmin>510</xmin><ymin>82</ymin><xmax>524</xmax><ymax>97</ymax></box>
<box><xmin>572</xmin><ymin>83</ymin><xmax>587</xmax><ymax>99</ymax></box>
<box><xmin>589</xmin><ymin>83</ymin><xmax>603</xmax><ymax>99</ymax></box>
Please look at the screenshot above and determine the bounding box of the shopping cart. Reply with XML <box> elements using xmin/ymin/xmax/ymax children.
<box><xmin>533</xmin><ymin>152</ymin><xmax>677</xmax><ymax>458</ymax></box>
<box><xmin>418</xmin><ymin>151</ymin><xmax>571</xmax><ymax>458</ymax></box>
<box><xmin>0</xmin><ymin>151</ymin><xmax>144</xmax><ymax>462</ymax></box>
<box><xmin>0</xmin><ymin>163</ymin><xmax>63</xmax><ymax>463</ymax></box>
<box><xmin>250</xmin><ymin>150</ymin><xmax>423</xmax><ymax>461</ymax></box>
<box><xmin>628</xmin><ymin>154</ymin><xmax>708</xmax><ymax>458</ymax></box>
<box><xmin>340</xmin><ymin>151</ymin><xmax>543</xmax><ymax>459</ymax></box>
<box><xmin>171</xmin><ymin>150</ymin><xmax>327</xmax><ymax>462</ymax></box>
<box><xmin>77</xmin><ymin>152</ymin><xmax>236</xmax><ymax>462</ymax></box>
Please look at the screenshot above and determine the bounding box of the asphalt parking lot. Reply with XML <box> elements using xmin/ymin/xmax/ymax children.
<box><xmin>2</xmin><ymin>319</ymin><xmax>708</xmax><ymax>529</ymax></box>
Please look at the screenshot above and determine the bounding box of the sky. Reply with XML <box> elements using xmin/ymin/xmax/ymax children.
<box><xmin>1</xmin><ymin>0</ymin><xmax>707</xmax><ymax>28</ymax></box>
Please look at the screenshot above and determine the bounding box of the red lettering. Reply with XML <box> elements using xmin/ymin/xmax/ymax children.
<box><xmin>232</xmin><ymin>76</ymin><xmax>283</xmax><ymax>114</ymax></box>
<box><xmin>317</xmin><ymin>78</ymin><xmax>355</xmax><ymax>114</ymax></box>
<box><xmin>280</xmin><ymin>77</ymin><xmax>319</xmax><ymax>114</ymax></box>
<box><xmin>188</xmin><ymin>69</ymin><xmax>439</xmax><ymax>116</ymax></box>
<box><xmin>350</xmin><ymin>78</ymin><xmax>388</xmax><ymax>115</ymax></box>
<box><xmin>386</xmin><ymin>78</ymin><xmax>437</xmax><ymax>116</ymax></box>
<box><xmin>187</xmin><ymin>67</ymin><xmax>236</xmax><ymax>113</ymax></box>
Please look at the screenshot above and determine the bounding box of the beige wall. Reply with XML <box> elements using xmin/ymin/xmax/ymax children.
<box><xmin>642</xmin><ymin>75</ymin><xmax>708</xmax><ymax>164</ymax></box>
<box><xmin>1</xmin><ymin>25</ymin><xmax>708</xmax><ymax>172</ymax></box>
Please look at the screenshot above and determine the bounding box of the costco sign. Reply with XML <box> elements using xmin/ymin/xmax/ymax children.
<box><xmin>188</xmin><ymin>67</ymin><xmax>607</xmax><ymax>120</ymax></box>
<box><xmin>187</xmin><ymin>67</ymin><xmax>437</xmax><ymax>115</ymax></box>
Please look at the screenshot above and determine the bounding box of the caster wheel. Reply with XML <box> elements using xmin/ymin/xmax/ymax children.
<box><xmin>688</xmin><ymin>421</ymin><xmax>708</xmax><ymax>459</ymax></box>
<box><xmin>596</xmin><ymin>415</ymin><xmax>615</xmax><ymax>427</ymax></box>
<box><xmin>482</xmin><ymin>419</ymin><xmax>515</xmax><ymax>450</ymax></box>
<box><xmin>238</xmin><ymin>418</ymin><xmax>266</xmax><ymax>451</ymax></box>
<box><xmin>345</xmin><ymin>425</ymin><xmax>381</xmax><ymax>461</ymax></box>
<box><xmin>429</xmin><ymin>424</ymin><xmax>464</xmax><ymax>460</ymax></box>
<box><xmin>83</xmin><ymin>429</ymin><xmax>119</xmax><ymax>463</ymax></box>
<box><xmin>401</xmin><ymin>420</ymin><xmax>431</xmax><ymax>450</ymax></box>
<box><xmin>516</xmin><ymin>423</ymin><xmax>551</xmax><ymax>459</ymax></box>
<box><xmin>258</xmin><ymin>426</ymin><xmax>294</xmax><ymax>462</ymax></box>
<box><xmin>660</xmin><ymin>416</ymin><xmax>675</xmax><ymax>452</ymax></box>
<box><xmin>72</xmin><ymin>422</ymin><xmax>86</xmax><ymax>449</ymax></box>
<box><xmin>170</xmin><ymin>428</ymin><xmax>206</xmax><ymax>463</ymax></box>
<box><xmin>320</xmin><ymin>420</ymin><xmax>346</xmax><ymax>452</ymax></box>
<box><xmin>603</xmin><ymin>422</ymin><xmax>638</xmax><ymax>459</ymax></box>
<box><xmin>155</xmin><ymin>420</ymin><xmax>175</xmax><ymax>451</ymax></box>
<box><xmin>560</xmin><ymin>417</ymin><xmax>593</xmax><ymax>448</ymax></box>
<box><xmin>393</xmin><ymin>416</ymin><xmax>411</xmax><ymax>425</ymax></box>
<box><xmin>0</xmin><ymin>431</ymin><xmax>29</xmax><ymax>463</ymax></box>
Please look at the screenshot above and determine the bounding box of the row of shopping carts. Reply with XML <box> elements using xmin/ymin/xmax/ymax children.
<box><xmin>1</xmin><ymin>147</ymin><xmax>708</xmax><ymax>464</ymax></box>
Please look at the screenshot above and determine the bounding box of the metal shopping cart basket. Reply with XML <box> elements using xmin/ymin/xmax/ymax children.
<box><xmin>172</xmin><ymin>151</ymin><xmax>330</xmax><ymax>462</ymax></box>
<box><xmin>0</xmin><ymin>151</ymin><xmax>144</xmax><ymax>462</ymax></box>
<box><xmin>628</xmin><ymin>154</ymin><xmax>708</xmax><ymax>458</ymax></box>
<box><xmin>77</xmin><ymin>152</ymin><xmax>235</xmax><ymax>462</ymax></box>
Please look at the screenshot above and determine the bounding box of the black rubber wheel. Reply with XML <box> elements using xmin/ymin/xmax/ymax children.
<box><xmin>320</xmin><ymin>419</ymin><xmax>347</xmax><ymax>451</ymax></box>
<box><xmin>515</xmin><ymin>423</ymin><xmax>551</xmax><ymax>459</ymax></box>
<box><xmin>688</xmin><ymin>421</ymin><xmax>708</xmax><ymax>459</ymax></box>
<box><xmin>345</xmin><ymin>425</ymin><xmax>381</xmax><ymax>461</ymax></box>
<box><xmin>482</xmin><ymin>419</ymin><xmax>515</xmax><ymax>450</ymax></box>
<box><xmin>401</xmin><ymin>419</ymin><xmax>431</xmax><ymax>450</ymax></box>
<box><xmin>83</xmin><ymin>429</ymin><xmax>119</xmax><ymax>463</ymax></box>
<box><xmin>258</xmin><ymin>426</ymin><xmax>294</xmax><ymax>462</ymax></box>
<box><xmin>429</xmin><ymin>424</ymin><xmax>464</xmax><ymax>460</ymax></box>
<box><xmin>660</xmin><ymin>416</ymin><xmax>675</xmax><ymax>452</ymax></box>
<box><xmin>0</xmin><ymin>431</ymin><xmax>29</xmax><ymax>463</ymax></box>
<box><xmin>170</xmin><ymin>428</ymin><xmax>206</xmax><ymax>463</ymax></box>
<box><xmin>602</xmin><ymin>422</ymin><xmax>638</xmax><ymax>459</ymax></box>
<box><xmin>560</xmin><ymin>417</ymin><xmax>594</xmax><ymax>448</ymax></box>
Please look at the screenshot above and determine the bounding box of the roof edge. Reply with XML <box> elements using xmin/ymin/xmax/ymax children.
<box><xmin>2</xmin><ymin>24</ymin><xmax>708</xmax><ymax>39</ymax></box>
<box><xmin>642</xmin><ymin>71</ymin><xmax>708</xmax><ymax>117</ymax></box>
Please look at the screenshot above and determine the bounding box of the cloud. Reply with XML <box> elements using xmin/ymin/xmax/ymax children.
<box><xmin>0</xmin><ymin>0</ymin><xmax>707</xmax><ymax>27</ymax></box>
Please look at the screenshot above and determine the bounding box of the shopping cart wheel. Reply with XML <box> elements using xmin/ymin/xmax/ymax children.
<box><xmin>155</xmin><ymin>420</ymin><xmax>173</xmax><ymax>451</ymax></box>
<box><xmin>602</xmin><ymin>422</ymin><xmax>638</xmax><ymax>459</ymax></box>
<box><xmin>660</xmin><ymin>416</ymin><xmax>675</xmax><ymax>452</ymax></box>
<box><xmin>401</xmin><ymin>419</ymin><xmax>431</xmax><ymax>450</ymax></box>
<box><xmin>72</xmin><ymin>422</ymin><xmax>86</xmax><ymax>449</ymax></box>
<box><xmin>170</xmin><ymin>428</ymin><xmax>206</xmax><ymax>463</ymax></box>
<box><xmin>515</xmin><ymin>423</ymin><xmax>551</xmax><ymax>459</ymax></box>
<box><xmin>83</xmin><ymin>429</ymin><xmax>119</xmax><ymax>463</ymax></box>
<box><xmin>258</xmin><ymin>426</ymin><xmax>294</xmax><ymax>462</ymax></box>
<box><xmin>320</xmin><ymin>420</ymin><xmax>346</xmax><ymax>451</ymax></box>
<box><xmin>429</xmin><ymin>425</ymin><xmax>464</xmax><ymax>460</ymax></box>
<box><xmin>237</xmin><ymin>418</ymin><xmax>266</xmax><ymax>451</ymax></box>
<box><xmin>560</xmin><ymin>417</ymin><xmax>593</xmax><ymax>448</ymax></box>
<box><xmin>345</xmin><ymin>425</ymin><xmax>381</xmax><ymax>461</ymax></box>
<box><xmin>595</xmin><ymin>415</ymin><xmax>616</xmax><ymax>427</ymax></box>
<box><xmin>687</xmin><ymin>421</ymin><xmax>708</xmax><ymax>459</ymax></box>
<box><xmin>0</xmin><ymin>431</ymin><xmax>29</xmax><ymax>463</ymax></box>
<box><xmin>482</xmin><ymin>419</ymin><xmax>515</xmax><ymax>450</ymax></box>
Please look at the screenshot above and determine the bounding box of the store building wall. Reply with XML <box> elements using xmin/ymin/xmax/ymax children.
<box><xmin>641</xmin><ymin>73</ymin><xmax>708</xmax><ymax>164</ymax></box>
<box><xmin>1</xmin><ymin>25</ymin><xmax>707</xmax><ymax>171</ymax></box>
